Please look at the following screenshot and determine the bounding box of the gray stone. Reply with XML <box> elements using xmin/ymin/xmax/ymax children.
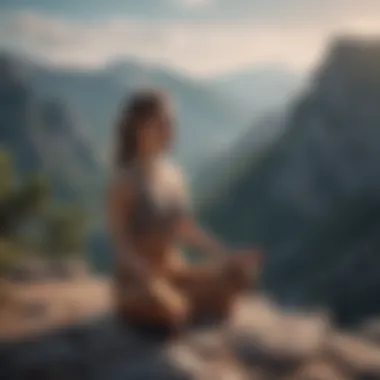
<box><xmin>358</xmin><ymin>319</ymin><xmax>380</xmax><ymax>345</ymax></box>
<box><xmin>296</xmin><ymin>360</ymin><xmax>352</xmax><ymax>380</ymax></box>
<box><xmin>326</xmin><ymin>333</ymin><xmax>380</xmax><ymax>378</ymax></box>
<box><xmin>226</xmin><ymin>298</ymin><xmax>330</xmax><ymax>372</ymax></box>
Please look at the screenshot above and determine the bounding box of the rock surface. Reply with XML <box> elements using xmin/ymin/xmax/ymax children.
<box><xmin>1</xmin><ymin>296</ymin><xmax>380</xmax><ymax>380</ymax></box>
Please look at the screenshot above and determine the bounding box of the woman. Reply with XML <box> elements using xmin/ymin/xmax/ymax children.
<box><xmin>107</xmin><ymin>89</ymin><xmax>261</xmax><ymax>331</ymax></box>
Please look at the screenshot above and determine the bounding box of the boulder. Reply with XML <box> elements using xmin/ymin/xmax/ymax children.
<box><xmin>296</xmin><ymin>359</ymin><xmax>352</xmax><ymax>380</ymax></box>
<box><xmin>226</xmin><ymin>297</ymin><xmax>330</xmax><ymax>372</ymax></box>
<box><xmin>326</xmin><ymin>332</ymin><xmax>380</xmax><ymax>378</ymax></box>
<box><xmin>358</xmin><ymin>319</ymin><xmax>380</xmax><ymax>345</ymax></box>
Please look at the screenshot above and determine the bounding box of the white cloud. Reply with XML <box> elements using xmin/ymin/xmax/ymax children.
<box><xmin>1</xmin><ymin>11</ymin><xmax>380</xmax><ymax>76</ymax></box>
<box><xmin>175</xmin><ymin>0</ymin><xmax>213</xmax><ymax>9</ymax></box>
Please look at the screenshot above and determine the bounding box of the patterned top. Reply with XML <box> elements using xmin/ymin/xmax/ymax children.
<box><xmin>114</xmin><ymin>157</ymin><xmax>190</xmax><ymax>237</ymax></box>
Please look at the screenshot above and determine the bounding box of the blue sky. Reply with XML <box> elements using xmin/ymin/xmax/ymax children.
<box><xmin>0</xmin><ymin>0</ymin><xmax>379</xmax><ymax>76</ymax></box>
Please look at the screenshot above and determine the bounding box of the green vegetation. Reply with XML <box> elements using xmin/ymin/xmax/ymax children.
<box><xmin>0</xmin><ymin>150</ymin><xmax>50</xmax><ymax>239</ymax></box>
<box><xmin>0</xmin><ymin>148</ymin><xmax>87</xmax><ymax>279</ymax></box>
<box><xmin>44</xmin><ymin>205</ymin><xmax>87</xmax><ymax>258</ymax></box>
<box><xmin>0</xmin><ymin>150</ymin><xmax>48</xmax><ymax>277</ymax></box>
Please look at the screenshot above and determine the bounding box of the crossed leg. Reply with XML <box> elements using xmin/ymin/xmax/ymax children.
<box><xmin>170</xmin><ymin>259</ymin><xmax>255</xmax><ymax>321</ymax></box>
<box><xmin>115</xmin><ymin>254</ymin><xmax>259</xmax><ymax>329</ymax></box>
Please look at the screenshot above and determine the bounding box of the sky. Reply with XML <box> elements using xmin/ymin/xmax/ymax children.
<box><xmin>0</xmin><ymin>0</ymin><xmax>380</xmax><ymax>77</ymax></box>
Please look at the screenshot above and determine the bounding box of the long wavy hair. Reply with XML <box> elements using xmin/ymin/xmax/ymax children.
<box><xmin>115</xmin><ymin>89</ymin><xmax>167</xmax><ymax>168</ymax></box>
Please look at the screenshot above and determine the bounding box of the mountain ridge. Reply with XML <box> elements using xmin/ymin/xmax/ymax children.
<box><xmin>200</xmin><ymin>37</ymin><xmax>380</xmax><ymax>325</ymax></box>
<box><xmin>1</xmin><ymin>51</ymin><xmax>305</xmax><ymax>173</ymax></box>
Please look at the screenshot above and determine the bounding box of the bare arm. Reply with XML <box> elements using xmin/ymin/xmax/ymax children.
<box><xmin>106</xmin><ymin>176</ymin><xmax>151</xmax><ymax>282</ymax></box>
<box><xmin>168</xmin><ymin>162</ymin><xmax>229</xmax><ymax>261</ymax></box>
<box><xmin>178</xmin><ymin>217</ymin><xmax>263</xmax><ymax>275</ymax></box>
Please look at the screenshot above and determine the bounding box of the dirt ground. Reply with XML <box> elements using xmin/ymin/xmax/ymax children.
<box><xmin>0</xmin><ymin>277</ymin><xmax>113</xmax><ymax>341</ymax></box>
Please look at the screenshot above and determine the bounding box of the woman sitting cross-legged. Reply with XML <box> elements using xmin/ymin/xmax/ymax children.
<box><xmin>107</xmin><ymin>89</ymin><xmax>262</xmax><ymax>332</ymax></box>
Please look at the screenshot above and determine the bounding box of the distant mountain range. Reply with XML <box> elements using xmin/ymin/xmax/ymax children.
<box><xmin>208</xmin><ymin>64</ymin><xmax>305</xmax><ymax>114</ymax></box>
<box><xmin>200</xmin><ymin>38</ymin><xmax>380</xmax><ymax>326</ymax></box>
<box><xmin>9</xmin><ymin>56</ymin><xmax>248</xmax><ymax>174</ymax></box>
<box><xmin>2</xmin><ymin>53</ymin><xmax>304</xmax><ymax>174</ymax></box>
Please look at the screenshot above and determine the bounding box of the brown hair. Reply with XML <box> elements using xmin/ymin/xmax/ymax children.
<box><xmin>115</xmin><ymin>89</ymin><xmax>167</xmax><ymax>168</ymax></box>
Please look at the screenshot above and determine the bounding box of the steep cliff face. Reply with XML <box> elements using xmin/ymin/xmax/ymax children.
<box><xmin>200</xmin><ymin>38</ymin><xmax>380</xmax><ymax>325</ymax></box>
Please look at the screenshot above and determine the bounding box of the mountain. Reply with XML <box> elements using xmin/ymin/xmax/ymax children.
<box><xmin>4</xmin><ymin>55</ymin><xmax>305</xmax><ymax>177</ymax></box>
<box><xmin>199</xmin><ymin>38</ymin><xmax>380</xmax><ymax>326</ymax></box>
<box><xmin>9</xmin><ymin>56</ymin><xmax>250</xmax><ymax>174</ymax></box>
<box><xmin>0</xmin><ymin>55</ymin><xmax>103</xmax><ymax>210</ymax></box>
<box><xmin>209</xmin><ymin>64</ymin><xmax>305</xmax><ymax>113</ymax></box>
<box><xmin>192</xmin><ymin>111</ymin><xmax>288</xmax><ymax>205</ymax></box>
